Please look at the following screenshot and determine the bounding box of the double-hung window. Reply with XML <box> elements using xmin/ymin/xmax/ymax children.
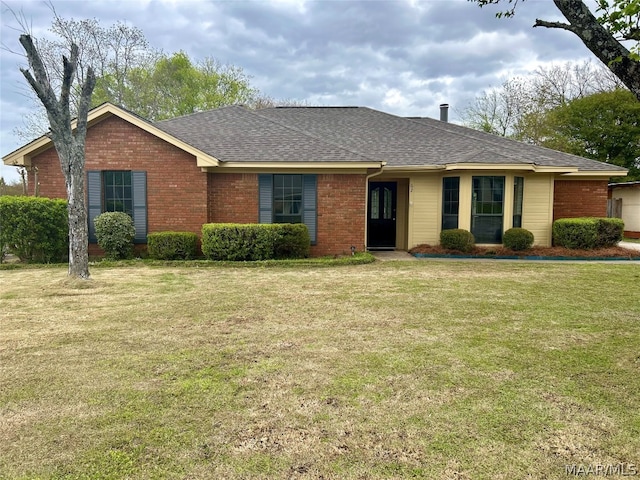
<box><xmin>259</xmin><ymin>174</ymin><xmax>317</xmax><ymax>243</ymax></box>
<box><xmin>87</xmin><ymin>170</ymin><xmax>147</xmax><ymax>243</ymax></box>
<box><xmin>513</xmin><ymin>177</ymin><xmax>524</xmax><ymax>228</ymax></box>
<box><xmin>442</xmin><ymin>177</ymin><xmax>460</xmax><ymax>230</ymax></box>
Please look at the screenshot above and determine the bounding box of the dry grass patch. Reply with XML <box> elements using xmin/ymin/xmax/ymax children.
<box><xmin>1</xmin><ymin>261</ymin><xmax>639</xmax><ymax>479</ymax></box>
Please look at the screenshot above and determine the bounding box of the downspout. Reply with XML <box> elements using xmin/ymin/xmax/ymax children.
<box><xmin>364</xmin><ymin>162</ymin><xmax>387</xmax><ymax>251</ymax></box>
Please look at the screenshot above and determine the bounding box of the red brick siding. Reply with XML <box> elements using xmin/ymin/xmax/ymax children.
<box><xmin>315</xmin><ymin>174</ymin><xmax>367</xmax><ymax>256</ymax></box>
<box><xmin>28</xmin><ymin>115</ymin><xmax>208</xmax><ymax>239</ymax></box>
<box><xmin>208</xmin><ymin>173</ymin><xmax>259</xmax><ymax>223</ymax></box>
<box><xmin>206</xmin><ymin>172</ymin><xmax>367</xmax><ymax>256</ymax></box>
<box><xmin>553</xmin><ymin>180</ymin><xmax>608</xmax><ymax>220</ymax></box>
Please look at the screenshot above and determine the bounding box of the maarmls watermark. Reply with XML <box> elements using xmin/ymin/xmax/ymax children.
<box><xmin>565</xmin><ymin>463</ymin><xmax>638</xmax><ymax>476</ymax></box>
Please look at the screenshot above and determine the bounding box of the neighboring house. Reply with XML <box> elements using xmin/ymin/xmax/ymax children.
<box><xmin>608</xmin><ymin>181</ymin><xmax>640</xmax><ymax>238</ymax></box>
<box><xmin>2</xmin><ymin>102</ymin><xmax>628</xmax><ymax>256</ymax></box>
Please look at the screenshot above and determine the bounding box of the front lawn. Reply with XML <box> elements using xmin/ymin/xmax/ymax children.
<box><xmin>1</xmin><ymin>261</ymin><xmax>639</xmax><ymax>479</ymax></box>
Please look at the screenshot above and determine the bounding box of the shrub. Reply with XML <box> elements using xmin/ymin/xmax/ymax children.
<box><xmin>147</xmin><ymin>231</ymin><xmax>199</xmax><ymax>260</ymax></box>
<box><xmin>440</xmin><ymin>228</ymin><xmax>475</xmax><ymax>253</ymax></box>
<box><xmin>202</xmin><ymin>224</ymin><xmax>280</xmax><ymax>261</ymax></box>
<box><xmin>94</xmin><ymin>212</ymin><xmax>136</xmax><ymax>260</ymax></box>
<box><xmin>201</xmin><ymin>223</ymin><xmax>311</xmax><ymax>261</ymax></box>
<box><xmin>553</xmin><ymin>217</ymin><xmax>624</xmax><ymax>249</ymax></box>
<box><xmin>595</xmin><ymin>217</ymin><xmax>624</xmax><ymax>247</ymax></box>
<box><xmin>0</xmin><ymin>195</ymin><xmax>68</xmax><ymax>263</ymax></box>
<box><xmin>553</xmin><ymin>218</ymin><xmax>598</xmax><ymax>249</ymax></box>
<box><xmin>273</xmin><ymin>224</ymin><xmax>311</xmax><ymax>259</ymax></box>
<box><xmin>503</xmin><ymin>228</ymin><xmax>534</xmax><ymax>251</ymax></box>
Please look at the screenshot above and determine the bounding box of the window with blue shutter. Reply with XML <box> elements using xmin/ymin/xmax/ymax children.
<box><xmin>258</xmin><ymin>174</ymin><xmax>317</xmax><ymax>244</ymax></box>
<box><xmin>87</xmin><ymin>170</ymin><xmax>147</xmax><ymax>243</ymax></box>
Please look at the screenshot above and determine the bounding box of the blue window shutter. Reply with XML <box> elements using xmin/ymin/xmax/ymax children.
<box><xmin>132</xmin><ymin>171</ymin><xmax>147</xmax><ymax>243</ymax></box>
<box><xmin>258</xmin><ymin>174</ymin><xmax>273</xmax><ymax>224</ymax></box>
<box><xmin>303</xmin><ymin>175</ymin><xmax>317</xmax><ymax>244</ymax></box>
<box><xmin>87</xmin><ymin>171</ymin><xmax>102</xmax><ymax>243</ymax></box>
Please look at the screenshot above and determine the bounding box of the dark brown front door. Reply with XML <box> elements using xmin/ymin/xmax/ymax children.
<box><xmin>367</xmin><ymin>182</ymin><xmax>397</xmax><ymax>249</ymax></box>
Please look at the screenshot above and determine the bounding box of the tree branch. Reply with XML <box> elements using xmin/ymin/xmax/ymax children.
<box><xmin>19</xmin><ymin>35</ymin><xmax>58</xmax><ymax>113</ymax></box>
<box><xmin>76</xmin><ymin>66</ymin><xmax>96</xmax><ymax>139</ymax></box>
<box><xmin>533</xmin><ymin>0</ymin><xmax>640</xmax><ymax>101</ymax></box>
<box><xmin>60</xmin><ymin>43</ymin><xmax>78</xmax><ymax>122</ymax></box>
<box><xmin>534</xmin><ymin>19</ymin><xmax>576</xmax><ymax>33</ymax></box>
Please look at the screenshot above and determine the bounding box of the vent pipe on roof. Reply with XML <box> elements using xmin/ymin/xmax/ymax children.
<box><xmin>439</xmin><ymin>104</ymin><xmax>449</xmax><ymax>122</ymax></box>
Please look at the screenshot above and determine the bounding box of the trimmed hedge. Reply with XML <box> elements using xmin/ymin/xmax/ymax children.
<box><xmin>147</xmin><ymin>231</ymin><xmax>199</xmax><ymax>260</ymax></box>
<box><xmin>503</xmin><ymin>228</ymin><xmax>534</xmax><ymax>251</ymax></box>
<box><xmin>94</xmin><ymin>212</ymin><xmax>136</xmax><ymax>260</ymax></box>
<box><xmin>273</xmin><ymin>223</ymin><xmax>311</xmax><ymax>259</ymax></box>
<box><xmin>0</xmin><ymin>195</ymin><xmax>68</xmax><ymax>263</ymax></box>
<box><xmin>440</xmin><ymin>228</ymin><xmax>475</xmax><ymax>253</ymax></box>
<box><xmin>201</xmin><ymin>223</ymin><xmax>310</xmax><ymax>261</ymax></box>
<box><xmin>553</xmin><ymin>217</ymin><xmax>624</xmax><ymax>249</ymax></box>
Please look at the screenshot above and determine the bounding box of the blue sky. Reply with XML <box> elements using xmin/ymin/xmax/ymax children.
<box><xmin>1</xmin><ymin>0</ymin><xmax>600</xmax><ymax>182</ymax></box>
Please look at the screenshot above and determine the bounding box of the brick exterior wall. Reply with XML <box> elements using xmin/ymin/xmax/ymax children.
<box><xmin>315</xmin><ymin>174</ymin><xmax>367</xmax><ymax>256</ymax></box>
<box><xmin>207</xmin><ymin>172</ymin><xmax>367</xmax><ymax>257</ymax></box>
<box><xmin>28</xmin><ymin>115</ymin><xmax>208</xmax><ymax>256</ymax></box>
<box><xmin>208</xmin><ymin>173</ymin><xmax>259</xmax><ymax>223</ymax></box>
<box><xmin>553</xmin><ymin>179</ymin><xmax>608</xmax><ymax>220</ymax></box>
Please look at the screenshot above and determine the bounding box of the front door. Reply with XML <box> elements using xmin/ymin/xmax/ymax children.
<box><xmin>367</xmin><ymin>182</ymin><xmax>397</xmax><ymax>249</ymax></box>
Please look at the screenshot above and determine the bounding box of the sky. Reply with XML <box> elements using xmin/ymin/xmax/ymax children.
<box><xmin>0</xmin><ymin>0</ymin><xmax>602</xmax><ymax>182</ymax></box>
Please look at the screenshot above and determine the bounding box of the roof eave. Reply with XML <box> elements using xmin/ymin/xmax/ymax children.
<box><xmin>207</xmin><ymin>161</ymin><xmax>382</xmax><ymax>171</ymax></box>
<box><xmin>560</xmin><ymin>169</ymin><xmax>628</xmax><ymax>177</ymax></box>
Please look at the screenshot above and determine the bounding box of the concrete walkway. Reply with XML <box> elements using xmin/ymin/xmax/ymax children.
<box><xmin>619</xmin><ymin>241</ymin><xmax>640</xmax><ymax>251</ymax></box>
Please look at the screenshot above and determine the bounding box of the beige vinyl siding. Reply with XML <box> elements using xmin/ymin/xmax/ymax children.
<box><xmin>521</xmin><ymin>174</ymin><xmax>554</xmax><ymax>246</ymax></box>
<box><xmin>405</xmin><ymin>171</ymin><xmax>555</xmax><ymax>249</ymax></box>
<box><xmin>396</xmin><ymin>178</ymin><xmax>410</xmax><ymax>250</ymax></box>
<box><xmin>611</xmin><ymin>187</ymin><xmax>640</xmax><ymax>232</ymax></box>
<box><xmin>407</xmin><ymin>174</ymin><xmax>441</xmax><ymax>248</ymax></box>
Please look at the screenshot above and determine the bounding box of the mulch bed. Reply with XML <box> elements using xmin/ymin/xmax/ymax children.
<box><xmin>409</xmin><ymin>244</ymin><xmax>640</xmax><ymax>259</ymax></box>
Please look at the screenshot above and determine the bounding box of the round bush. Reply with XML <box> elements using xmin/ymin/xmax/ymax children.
<box><xmin>440</xmin><ymin>228</ymin><xmax>475</xmax><ymax>253</ymax></box>
<box><xmin>94</xmin><ymin>212</ymin><xmax>135</xmax><ymax>260</ymax></box>
<box><xmin>503</xmin><ymin>228</ymin><xmax>534</xmax><ymax>251</ymax></box>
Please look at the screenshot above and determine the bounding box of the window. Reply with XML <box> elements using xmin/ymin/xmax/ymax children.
<box><xmin>273</xmin><ymin>174</ymin><xmax>303</xmax><ymax>224</ymax></box>
<box><xmin>87</xmin><ymin>171</ymin><xmax>147</xmax><ymax>243</ymax></box>
<box><xmin>513</xmin><ymin>177</ymin><xmax>524</xmax><ymax>228</ymax></box>
<box><xmin>259</xmin><ymin>174</ymin><xmax>317</xmax><ymax>243</ymax></box>
<box><xmin>104</xmin><ymin>171</ymin><xmax>133</xmax><ymax>215</ymax></box>
<box><xmin>471</xmin><ymin>176</ymin><xmax>505</xmax><ymax>243</ymax></box>
<box><xmin>442</xmin><ymin>177</ymin><xmax>460</xmax><ymax>230</ymax></box>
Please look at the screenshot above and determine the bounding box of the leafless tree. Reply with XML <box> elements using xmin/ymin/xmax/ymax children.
<box><xmin>19</xmin><ymin>34</ymin><xmax>96</xmax><ymax>279</ymax></box>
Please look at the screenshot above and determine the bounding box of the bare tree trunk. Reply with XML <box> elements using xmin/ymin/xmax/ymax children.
<box><xmin>535</xmin><ymin>0</ymin><xmax>640</xmax><ymax>101</ymax></box>
<box><xmin>19</xmin><ymin>34</ymin><xmax>95</xmax><ymax>279</ymax></box>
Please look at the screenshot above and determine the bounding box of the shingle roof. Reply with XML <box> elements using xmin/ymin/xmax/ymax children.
<box><xmin>155</xmin><ymin>106</ymin><xmax>375</xmax><ymax>163</ymax></box>
<box><xmin>155</xmin><ymin>105</ymin><xmax>627</xmax><ymax>172</ymax></box>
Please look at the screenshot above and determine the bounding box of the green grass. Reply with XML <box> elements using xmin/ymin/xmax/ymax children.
<box><xmin>1</xmin><ymin>261</ymin><xmax>639</xmax><ymax>479</ymax></box>
<box><xmin>623</xmin><ymin>237</ymin><xmax>640</xmax><ymax>243</ymax></box>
